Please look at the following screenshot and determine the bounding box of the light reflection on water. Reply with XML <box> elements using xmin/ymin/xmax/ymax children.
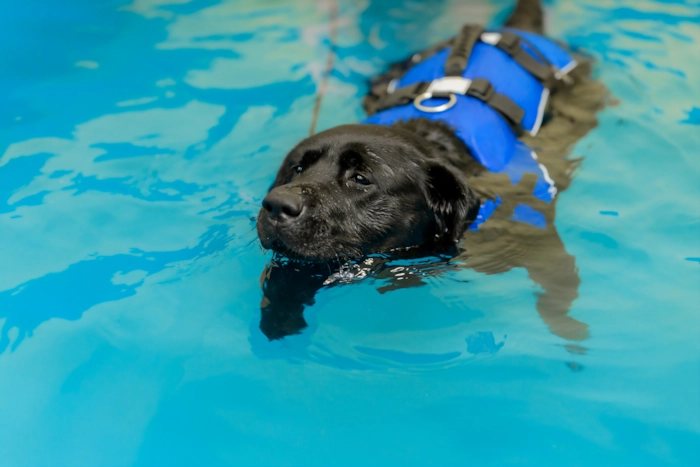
<box><xmin>0</xmin><ymin>0</ymin><xmax>699</xmax><ymax>465</ymax></box>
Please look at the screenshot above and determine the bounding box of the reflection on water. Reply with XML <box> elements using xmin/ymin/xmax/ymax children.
<box><xmin>1</xmin><ymin>0</ymin><xmax>699</xmax><ymax>466</ymax></box>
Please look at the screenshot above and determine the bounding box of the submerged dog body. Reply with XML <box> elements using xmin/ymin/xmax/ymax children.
<box><xmin>256</xmin><ymin>0</ymin><xmax>607</xmax><ymax>343</ymax></box>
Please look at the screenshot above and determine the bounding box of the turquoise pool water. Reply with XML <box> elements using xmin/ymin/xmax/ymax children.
<box><xmin>1</xmin><ymin>0</ymin><xmax>699</xmax><ymax>465</ymax></box>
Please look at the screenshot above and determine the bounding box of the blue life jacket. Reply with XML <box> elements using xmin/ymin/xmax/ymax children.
<box><xmin>363</xmin><ymin>27</ymin><xmax>577</xmax><ymax>230</ymax></box>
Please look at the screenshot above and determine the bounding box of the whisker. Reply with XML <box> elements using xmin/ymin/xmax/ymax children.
<box><xmin>242</xmin><ymin>225</ymin><xmax>258</xmax><ymax>238</ymax></box>
<box><xmin>245</xmin><ymin>236</ymin><xmax>260</xmax><ymax>249</ymax></box>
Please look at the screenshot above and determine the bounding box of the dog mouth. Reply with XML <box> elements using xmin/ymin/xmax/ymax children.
<box><xmin>269</xmin><ymin>239</ymin><xmax>346</xmax><ymax>263</ymax></box>
<box><xmin>257</xmin><ymin>213</ymin><xmax>327</xmax><ymax>262</ymax></box>
<box><xmin>268</xmin><ymin>238</ymin><xmax>309</xmax><ymax>261</ymax></box>
<box><xmin>258</xmin><ymin>222</ymin><xmax>360</xmax><ymax>263</ymax></box>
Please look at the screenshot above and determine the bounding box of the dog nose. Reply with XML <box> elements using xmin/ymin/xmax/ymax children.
<box><xmin>262</xmin><ymin>189</ymin><xmax>305</xmax><ymax>221</ymax></box>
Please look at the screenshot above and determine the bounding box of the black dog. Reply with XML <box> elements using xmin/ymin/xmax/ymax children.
<box><xmin>257</xmin><ymin>121</ymin><xmax>482</xmax><ymax>261</ymax></box>
<box><xmin>256</xmin><ymin>0</ymin><xmax>607</xmax><ymax>344</ymax></box>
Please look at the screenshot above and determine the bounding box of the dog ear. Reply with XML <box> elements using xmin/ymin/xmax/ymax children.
<box><xmin>424</xmin><ymin>162</ymin><xmax>480</xmax><ymax>244</ymax></box>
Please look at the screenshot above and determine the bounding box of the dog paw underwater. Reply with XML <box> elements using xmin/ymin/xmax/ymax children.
<box><xmin>256</xmin><ymin>0</ymin><xmax>607</xmax><ymax>343</ymax></box>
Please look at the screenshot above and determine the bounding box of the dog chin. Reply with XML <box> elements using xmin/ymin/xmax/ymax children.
<box><xmin>271</xmin><ymin>243</ymin><xmax>340</xmax><ymax>263</ymax></box>
<box><xmin>260</xmin><ymin>230</ymin><xmax>334</xmax><ymax>262</ymax></box>
<box><xmin>258</xmin><ymin>217</ymin><xmax>347</xmax><ymax>262</ymax></box>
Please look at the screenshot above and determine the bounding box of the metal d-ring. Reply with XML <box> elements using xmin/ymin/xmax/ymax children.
<box><xmin>413</xmin><ymin>92</ymin><xmax>457</xmax><ymax>113</ymax></box>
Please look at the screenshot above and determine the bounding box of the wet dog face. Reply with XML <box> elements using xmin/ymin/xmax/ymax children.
<box><xmin>256</xmin><ymin>123</ymin><xmax>479</xmax><ymax>262</ymax></box>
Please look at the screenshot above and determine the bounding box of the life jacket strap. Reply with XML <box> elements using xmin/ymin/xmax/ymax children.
<box><xmin>468</xmin><ymin>78</ymin><xmax>525</xmax><ymax>132</ymax></box>
<box><xmin>492</xmin><ymin>31</ymin><xmax>557</xmax><ymax>86</ymax></box>
<box><xmin>445</xmin><ymin>24</ymin><xmax>485</xmax><ymax>76</ymax></box>
<box><xmin>372</xmin><ymin>77</ymin><xmax>525</xmax><ymax>135</ymax></box>
<box><xmin>373</xmin><ymin>81</ymin><xmax>430</xmax><ymax>111</ymax></box>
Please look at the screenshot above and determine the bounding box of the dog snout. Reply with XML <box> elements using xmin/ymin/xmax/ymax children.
<box><xmin>262</xmin><ymin>188</ymin><xmax>306</xmax><ymax>222</ymax></box>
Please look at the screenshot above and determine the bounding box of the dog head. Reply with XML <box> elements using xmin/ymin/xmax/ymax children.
<box><xmin>256</xmin><ymin>122</ymin><xmax>480</xmax><ymax>261</ymax></box>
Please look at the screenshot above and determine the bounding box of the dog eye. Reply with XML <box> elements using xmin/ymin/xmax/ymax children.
<box><xmin>352</xmin><ymin>174</ymin><xmax>371</xmax><ymax>185</ymax></box>
<box><xmin>294</xmin><ymin>165</ymin><xmax>304</xmax><ymax>174</ymax></box>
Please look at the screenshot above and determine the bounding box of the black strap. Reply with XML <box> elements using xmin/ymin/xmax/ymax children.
<box><xmin>372</xmin><ymin>81</ymin><xmax>430</xmax><ymax>112</ymax></box>
<box><xmin>444</xmin><ymin>24</ymin><xmax>484</xmax><ymax>76</ymax></box>
<box><xmin>372</xmin><ymin>78</ymin><xmax>525</xmax><ymax>134</ymax></box>
<box><xmin>467</xmin><ymin>78</ymin><xmax>525</xmax><ymax>132</ymax></box>
<box><xmin>496</xmin><ymin>31</ymin><xmax>554</xmax><ymax>83</ymax></box>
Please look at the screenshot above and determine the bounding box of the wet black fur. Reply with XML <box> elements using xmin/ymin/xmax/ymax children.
<box><xmin>257</xmin><ymin>123</ymin><xmax>482</xmax><ymax>261</ymax></box>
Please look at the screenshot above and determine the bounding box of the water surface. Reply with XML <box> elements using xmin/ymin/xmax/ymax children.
<box><xmin>1</xmin><ymin>0</ymin><xmax>699</xmax><ymax>465</ymax></box>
